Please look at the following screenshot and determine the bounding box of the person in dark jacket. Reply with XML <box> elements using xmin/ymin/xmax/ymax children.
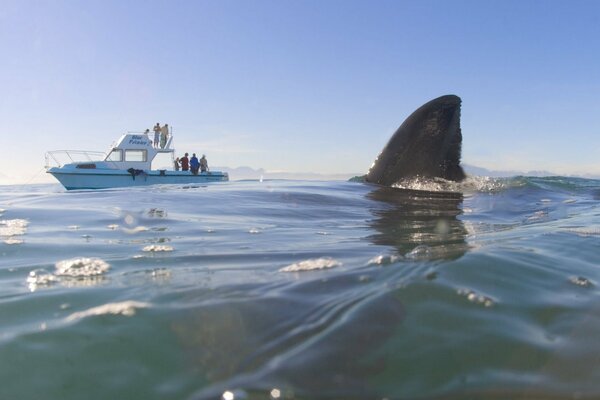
<box><xmin>180</xmin><ymin>153</ymin><xmax>189</xmax><ymax>171</ymax></box>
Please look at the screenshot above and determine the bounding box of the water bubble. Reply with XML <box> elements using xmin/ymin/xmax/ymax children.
<box><xmin>367</xmin><ymin>254</ymin><xmax>401</xmax><ymax>266</ymax></box>
<box><xmin>55</xmin><ymin>257</ymin><xmax>110</xmax><ymax>277</ymax></box>
<box><xmin>27</xmin><ymin>269</ymin><xmax>58</xmax><ymax>291</ymax></box>
<box><xmin>458</xmin><ymin>288</ymin><xmax>494</xmax><ymax>307</ymax></box>
<box><xmin>279</xmin><ymin>257</ymin><xmax>342</xmax><ymax>272</ymax></box>
<box><xmin>0</xmin><ymin>219</ymin><xmax>28</xmax><ymax>237</ymax></box>
<box><xmin>570</xmin><ymin>276</ymin><xmax>593</xmax><ymax>288</ymax></box>
<box><xmin>221</xmin><ymin>390</ymin><xmax>247</xmax><ymax>400</ymax></box>
<box><xmin>142</xmin><ymin>245</ymin><xmax>174</xmax><ymax>252</ymax></box>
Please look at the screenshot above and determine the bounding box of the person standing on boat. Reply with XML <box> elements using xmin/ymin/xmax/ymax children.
<box><xmin>200</xmin><ymin>154</ymin><xmax>208</xmax><ymax>173</ymax></box>
<box><xmin>174</xmin><ymin>157</ymin><xmax>180</xmax><ymax>171</ymax></box>
<box><xmin>180</xmin><ymin>153</ymin><xmax>189</xmax><ymax>171</ymax></box>
<box><xmin>160</xmin><ymin>124</ymin><xmax>169</xmax><ymax>149</ymax></box>
<box><xmin>153</xmin><ymin>123</ymin><xmax>160</xmax><ymax>148</ymax></box>
<box><xmin>190</xmin><ymin>153</ymin><xmax>200</xmax><ymax>175</ymax></box>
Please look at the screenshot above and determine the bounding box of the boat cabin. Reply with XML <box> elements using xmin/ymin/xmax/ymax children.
<box><xmin>103</xmin><ymin>133</ymin><xmax>173</xmax><ymax>170</ymax></box>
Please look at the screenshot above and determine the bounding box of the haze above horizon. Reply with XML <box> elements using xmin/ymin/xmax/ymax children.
<box><xmin>1</xmin><ymin>0</ymin><xmax>599</xmax><ymax>184</ymax></box>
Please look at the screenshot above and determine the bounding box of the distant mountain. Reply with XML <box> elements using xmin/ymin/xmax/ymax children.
<box><xmin>220</xmin><ymin>165</ymin><xmax>571</xmax><ymax>181</ymax></box>
<box><xmin>216</xmin><ymin>166</ymin><xmax>358</xmax><ymax>181</ymax></box>
<box><xmin>462</xmin><ymin>164</ymin><xmax>557</xmax><ymax>178</ymax></box>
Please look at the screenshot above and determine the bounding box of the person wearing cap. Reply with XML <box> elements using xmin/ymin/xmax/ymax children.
<box><xmin>180</xmin><ymin>153</ymin><xmax>189</xmax><ymax>171</ymax></box>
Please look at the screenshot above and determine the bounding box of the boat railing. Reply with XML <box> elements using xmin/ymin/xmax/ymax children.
<box><xmin>127</xmin><ymin>127</ymin><xmax>174</xmax><ymax>151</ymax></box>
<box><xmin>45</xmin><ymin>150</ymin><xmax>108</xmax><ymax>169</ymax></box>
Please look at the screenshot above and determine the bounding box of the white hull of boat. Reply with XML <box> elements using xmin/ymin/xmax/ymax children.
<box><xmin>47</xmin><ymin>168</ymin><xmax>228</xmax><ymax>190</ymax></box>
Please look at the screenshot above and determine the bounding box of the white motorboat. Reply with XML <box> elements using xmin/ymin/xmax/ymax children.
<box><xmin>45</xmin><ymin>131</ymin><xmax>228</xmax><ymax>190</ymax></box>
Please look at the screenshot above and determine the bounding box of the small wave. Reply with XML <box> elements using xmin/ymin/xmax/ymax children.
<box><xmin>279</xmin><ymin>257</ymin><xmax>342</xmax><ymax>272</ymax></box>
<box><xmin>563</xmin><ymin>227</ymin><xmax>600</xmax><ymax>237</ymax></box>
<box><xmin>66</xmin><ymin>301</ymin><xmax>151</xmax><ymax>321</ymax></box>
<box><xmin>122</xmin><ymin>226</ymin><xmax>150</xmax><ymax>234</ymax></box>
<box><xmin>4</xmin><ymin>238</ymin><xmax>24</xmax><ymax>245</ymax></box>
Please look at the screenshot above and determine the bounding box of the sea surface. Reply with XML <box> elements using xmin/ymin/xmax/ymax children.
<box><xmin>1</xmin><ymin>177</ymin><xmax>600</xmax><ymax>400</ymax></box>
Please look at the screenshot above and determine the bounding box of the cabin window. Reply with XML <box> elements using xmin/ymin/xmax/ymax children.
<box><xmin>106</xmin><ymin>149</ymin><xmax>123</xmax><ymax>162</ymax></box>
<box><xmin>125</xmin><ymin>149</ymin><xmax>147</xmax><ymax>162</ymax></box>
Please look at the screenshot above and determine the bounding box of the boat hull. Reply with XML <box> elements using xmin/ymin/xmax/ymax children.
<box><xmin>47</xmin><ymin>168</ymin><xmax>229</xmax><ymax>190</ymax></box>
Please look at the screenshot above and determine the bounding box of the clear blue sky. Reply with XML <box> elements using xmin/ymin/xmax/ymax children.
<box><xmin>1</xmin><ymin>0</ymin><xmax>599</xmax><ymax>183</ymax></box>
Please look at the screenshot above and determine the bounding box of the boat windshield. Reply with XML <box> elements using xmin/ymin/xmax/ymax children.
<box><xmin>106</xmin><ymin>149</ymin><xmax>123</xmax><ymax>162</ymax></box>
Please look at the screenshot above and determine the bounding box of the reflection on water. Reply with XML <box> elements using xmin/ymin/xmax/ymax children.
<box><xmin>183</xmin><ymin>278</ymin><xmax>406</xmax><ymax>399</ymax></box>
<box><xmin>367</xmin><ymin>185</ymin><xmax>468</xmax><ymax>259</ymax></box>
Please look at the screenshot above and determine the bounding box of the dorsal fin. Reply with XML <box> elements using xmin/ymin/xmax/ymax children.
<box><xmin>366</xmin><ymin>95</ymin><xmax>465</xmax><ymax>186</ymax></box>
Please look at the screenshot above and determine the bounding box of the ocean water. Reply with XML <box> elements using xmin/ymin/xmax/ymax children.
<box><xmin>1</xmin><ymin>177</ymin><xmax>599</xmax><ymax>400</ymax></box>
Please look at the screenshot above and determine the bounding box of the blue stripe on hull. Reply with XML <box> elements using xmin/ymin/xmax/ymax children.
<box><xmin>47</xmin><ymin>169</ymin><xmax>228</xmax><ymax>190</ymax></box>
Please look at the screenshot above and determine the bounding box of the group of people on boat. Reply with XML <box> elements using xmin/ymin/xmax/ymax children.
<box><xmin>143</xmin><ymin>123</ymin><xmax>170</xmax><ymax>149</ymax></box>
<box><xmin>174</xmin><ymin>153</ymin><xmax>208</xmax><ymax>174</ymax></box>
